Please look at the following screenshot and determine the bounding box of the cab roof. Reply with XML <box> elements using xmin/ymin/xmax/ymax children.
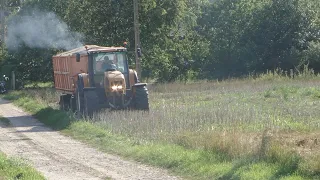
<box><xmin>54</xmin><ymin>45</ymin><xmax>127</xmax><ymax>57</ymax></box>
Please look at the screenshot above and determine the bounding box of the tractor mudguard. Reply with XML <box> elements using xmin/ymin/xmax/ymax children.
<box><xmin>132</xmin><ymin>83</ymin><xmax>147</xmax><ymax>87</ymax></box>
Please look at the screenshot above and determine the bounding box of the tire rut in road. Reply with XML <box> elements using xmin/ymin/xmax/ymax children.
<box><xmin>7</xmin><ymin>124</ymin><xmax>107</xmax><ymax>179</ymax></box>
<box><xmin>0</xmin><ymin>121</ymin><xmax>105</xmax><ymax>180</ymax></box>
<box><xmin>0</xmin><ymin>99</ymin><xmax>181</xmax><ymax>180</ymax></box>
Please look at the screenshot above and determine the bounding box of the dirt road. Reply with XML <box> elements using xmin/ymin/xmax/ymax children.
<box><xmin>0</xmin><ymin>99</ymin><xmax>181</xmax><ymax>180</ymax></box>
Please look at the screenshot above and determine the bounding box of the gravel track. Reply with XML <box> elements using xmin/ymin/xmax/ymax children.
<box><xmin>0</xmin><ymin>99</ymin><xmax>180</xmax><ymax>180</ymax></box>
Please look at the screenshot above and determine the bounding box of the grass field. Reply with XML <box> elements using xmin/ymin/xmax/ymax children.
<box><xmin>2</xmin><ymin>70</ymin><xmax>320</xmax><ymax>179</ymax></box>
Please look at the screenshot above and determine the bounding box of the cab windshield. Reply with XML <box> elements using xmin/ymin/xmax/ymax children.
<box><xmin>93</xmin><ymin>52</ymin><xmax>128</xmax><ymax>74</ymax></box>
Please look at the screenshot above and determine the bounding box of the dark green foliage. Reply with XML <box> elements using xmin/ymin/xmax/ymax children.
<box><xmin>4</xmin><ymin>46</ymin><xmax>56</xmax><ymax>83</ymax></box>
<box><xmin>198</xmin><ymin>0</ymin><xmax>320</xmax><ymax>79</ymax></box>
<box><xmin>34</xmin><ymin>107</ymin><xmax>71</xmax><ymax>130</ymax></box>
<box><xmin>0</xmin><ymin>0</ymin><xmax>320</xmax><ymax>82</ymax></box>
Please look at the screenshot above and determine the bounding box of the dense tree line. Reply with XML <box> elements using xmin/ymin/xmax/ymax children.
<box><xmin>0</xmin><ymin>0</ymin><xmax>320</xmax><ymax>82</ymax></box>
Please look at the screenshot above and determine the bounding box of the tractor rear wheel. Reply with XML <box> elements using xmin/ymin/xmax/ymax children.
<box><xmin>69</xmin><ymin>95</ymin><xmax>76</xmax><ymax>112</ymax></box>
<box><xmin>75</xmin><ymin>77</ymin><xmax>99</xmax><ymax>118</ymax></box>
<box><xmin>75</xmin><ymin>86</ymin><xmax>85</xmax><ymax>117</ymax></box>
<box><xmin>83</xmin><ymin>90</ymin><xmax>99</xmax><ymax>117</ymax></box>
<box><xmin>134</xmin><ymin>86</ymin><xmax>149</xmax><ymax>110</ymax></box>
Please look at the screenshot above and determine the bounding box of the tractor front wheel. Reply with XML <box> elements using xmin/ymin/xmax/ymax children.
<box><xmin>133</xmin><ymin>86</ymin><xmax>149</xmax><ymax>110</ymax></box>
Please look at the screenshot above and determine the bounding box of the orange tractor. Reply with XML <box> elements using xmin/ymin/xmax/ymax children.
<box><xmin>52</xmin><ymin>45</ymin><xmax>149</xmax><ymax>116</ymax></box>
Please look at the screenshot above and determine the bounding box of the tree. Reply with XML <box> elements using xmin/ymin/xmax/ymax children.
<box><xmin>4</xmin><ymin>0</ymin><xmax>320</xmax><ymax>82</ymax></box>
<box><xmin>198</xmin><ymin>0</ymin><xmax>320</xmax><ymax>79</ymax></box>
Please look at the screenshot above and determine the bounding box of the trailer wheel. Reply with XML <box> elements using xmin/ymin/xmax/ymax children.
<box><xmin>134</xmin><ymin>86</ymin><xmax>149</xmax><ymax>110</ymax></box>
<box><xmin>59</xmin><ymin>94</ymin><xmax>71</xmax><ymax>111</ymax></box>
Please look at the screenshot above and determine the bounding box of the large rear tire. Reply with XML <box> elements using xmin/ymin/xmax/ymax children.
<box><xmin>75</xmin><ymin>86</ymin><xmax>85</xmax><ymax>117</ymax></box>
<box><xmin>69</xmin><ymin>95</ymin><xmax>77</xmax><ymax>112</ymax></box>
<box><xmin>83</xmin><ymin>90</ymin><xmax>99</xmax><ymax>117</ymax></box>
<box><xmin>75</xmin><ymin>76</ymin><xmax>99</xmax><ymax>118</ymax></box>
<box><xmin>75</xmin><ymin>77</ymin><xmax>87</xmax><ymax>118</ymax></box>
<box><xmin>134</xmin><ymin>86</ymin><xmax>149</xmax><ymax>110</ymax></box>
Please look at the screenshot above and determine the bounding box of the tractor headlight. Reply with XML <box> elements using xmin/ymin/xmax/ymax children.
<box><xmin>111</xmin><ymin>85</ymin><xmax>123</xmax><ymax>91</ymax></box>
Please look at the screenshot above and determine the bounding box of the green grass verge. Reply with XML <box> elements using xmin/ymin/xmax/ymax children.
<box><xmin>66</xmin><ymin>121</ymin><xmax>317</xmax><ymax>180</ymax></box>
<box><xmin>0</xmin><ymin>151</ymin><xmax>45</xmax><ymax>180</ymax></box>
<box><xmin>1</xmin><ymin>91</ymin><xmax>319</xmax><ymax>180</ymax></box>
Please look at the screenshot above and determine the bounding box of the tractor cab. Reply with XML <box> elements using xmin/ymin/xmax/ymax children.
<box><xmin>92</xmin><ymin>50</ymin><xmax>129</xmax><ymax>89</ymax></box>
<box><xmin>71</xmin><ymin>45</ymin><xmax>149</xmax><ymax>115</ymax></box>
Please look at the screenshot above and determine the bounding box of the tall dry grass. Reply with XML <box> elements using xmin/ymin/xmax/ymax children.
<box><xmin>91</xmin><ymin>73</ymin><xmax>320</xmax><ymax>163</ymax></box>
<box><xmin>15</xmin><ymin>69</ymin><xmax>320</xmax><ymax>170</ymax></box>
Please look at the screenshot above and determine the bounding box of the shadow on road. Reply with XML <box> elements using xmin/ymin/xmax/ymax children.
<box><xmin>0</xmin><ymin>99</ymin><xmax>12</xmax><ymax>105</ymax></box>
<box><xmin>1</xmin><ymin>115</ymin><xmax>54</xmax><ymax>133</ymax></box>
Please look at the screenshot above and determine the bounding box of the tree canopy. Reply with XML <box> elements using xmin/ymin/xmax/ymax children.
<box><xmin>1</xmin><ymin>0</ymin><xmax>320</xmax><ymax>82</ymax></box>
